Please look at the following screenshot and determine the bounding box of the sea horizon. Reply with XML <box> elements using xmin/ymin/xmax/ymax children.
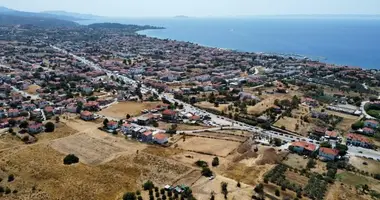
<box><xmin>78</xmin><ymin>17</ymin><xmax>380</xmax><ymax>69</ymax></box>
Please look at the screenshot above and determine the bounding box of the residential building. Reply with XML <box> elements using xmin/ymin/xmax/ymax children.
<box><xmin>80</xmin><ymin>111</ymin><xmax>94</xmax><ymax>121</ymax></box>
<box><xmin>364</xmin><ymin>120</ymin><xmax>379</xmax><ymax>129</ymax></box>
<box><xmin>107</xmin><ymin>121</ymin><xmax>118</xmax><ymax>130</ymax></box>
<box><xmin>154</xmin><ymin>133</ymin><xmax>168</xmax><ymax>145</ymax></box>
<box><xmin>7</xmin><ymin>109</ymin><xmax>20</xmax><ymax>117</ymax></box>
<box><xmin>121</xmin><ymin>123</ymin><xmax>133</xmax><ymax>134</ymax></box>
<box><xmin>325</xmin><ymin>130</ymin><xmax>338</xmax><ymax>139</ymax></box>
<box><xmin>346</xmin><ymin>133</ymin><xmax>372</xmax><ymax>148</ymax></box>
<box><xmin>28</xmin><ymin>123</ymin><xmax>44</xmax><ymax>134</ymax></box>
<box><xmin>162</xmin><ymin>109</ymin><xmax>177</xmax><ymax>121</ymax></box>
<box><xmin>290</xmin><ymin>141</ymin><xmax>316</xmax><ymax>154</ymax></box>
<box><xmin>141</xmin><ymin>131</ymin><xmax>153</xmax><ymax>143</ymax></box>
<box><xmin>0</xmin><ymin>107</ymin><xmax>5</xmax><ymax>118</ymax></box>
<box><xmin>318</xmin><ymin>147</ymin><xmax>339</xmax><ymax>161</ymax></box>
<box><xmin>362</xmin><ymin>127</ymin><xmax>375</xmax><ymax>135</ymax></box>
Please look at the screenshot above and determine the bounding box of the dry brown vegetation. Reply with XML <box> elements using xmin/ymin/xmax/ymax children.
<box><xmin>98</xmin><ymin>101</ymin><xmax>162</xmax><ymax>119</ymax></box>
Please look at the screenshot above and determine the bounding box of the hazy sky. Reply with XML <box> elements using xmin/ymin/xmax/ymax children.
<box><xmin>2</xmin><ymin>0</ymin><xmax>380</xmax><ymax>17</ymax></box>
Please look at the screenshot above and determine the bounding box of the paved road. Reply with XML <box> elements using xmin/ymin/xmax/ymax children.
<box><xmin>51</xmin><ymin>46</ymin><xmax>380</xmax><ymax>160</ymax></box>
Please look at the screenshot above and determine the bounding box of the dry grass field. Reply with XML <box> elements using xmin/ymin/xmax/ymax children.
<box><xmin>326</xmin><ymin>110</ymin><xmax>360</xmax><ymax>132</ymax></box>
<box><xmin>188</xmin><ymin>131</ymin><xmax>248</xmax><ymax>142</ymax></box>
<box><xmin>157</xmin><ymin>122</ymin><xmax>210</xmax><ymax>131</ymax></box>
<box><xmin>195</xmin><ymin>101</ymin><xmax>230</xmax><ymax>112</ymax></box>
<box><xmin>282</xmin><ymin>153</ymin><xmax>308</xmax><ymax>169</ymax></box>
<box><xmin>349</xmin><ymin>156</ymin><xmax>380</xmax><ymax>174</ymax></box>
<box><xmin>326</xmin><ymin>183</ymin><xmax>372</xmax><ymax>200</ymax></box>
<box><xmin>98</xmin><ymin>101</ymin><xmax>162</xmax><ymax>119</ymax></box>
<box><xmin>174</xmin><ymin>137</ymin><xmax>241</xmax><ymax>157</ymax></box>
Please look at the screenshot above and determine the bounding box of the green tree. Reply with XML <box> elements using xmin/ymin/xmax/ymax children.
<box><xmin>201</xmin><ymin>167</ymin><xmax>213</xmax><ymax>177</ymax></box>
<box><xmin>320</xmin><ymin>141</ymin><xmax>332</xmax><ymax>148</ymax></box>
<box><xmin>143</xmin><ymin>180</ymin><xmax>155</xmax><ymax>191</ymax></box>
<box><xmin>63</xmin><ymin>154</ymin><xmax>79</xmax><ymax>165</ymax></box>
<box><xmin>221</xmin><ymin>182</ymin><xmax>228</xmax><ymax>199</ymax></box>
<box><xmin>275</xmin><ymin>189</ymin><xmax>280</xmax><ymax>197</ymax></box>
<box><xmin>103</xmin><ymin>118</ymin><xmax>109</xmax><ymax>127</ymax></box>
<box><xmin>45</xmin><ymin>122</ymin><xmax>55</xmax><ymax>132</ymax></box>
<box><xmin>212</xmin><ymin>157</ymin><xmax>219</xmax><ymax>167</ymax></box>
<box><xmin>123</xmin><ymin>192</ymin><xmax>136</xmax><ymax>200</ymax></box>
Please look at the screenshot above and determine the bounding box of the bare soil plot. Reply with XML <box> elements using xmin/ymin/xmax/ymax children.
<box><xmin>263</xmin><ymin>183</ymin><xmax>301</xmax><ymax>200</ymax></box>
<box><xmin>336</xmin><ymin>171</ymin><xmax>380</xmax><ymax>191</ymax></box>
<box><xmin>25</xmin><ymin>84</ymin><xmax>41</xmax><ymax>94</ymax></box>
<box><xmin>285</xmin><ymin>171</ymin><xmax>309</xmax><ymax>186</ymax></box>
<box><xmin>282</xmin><ymin>153</ymin><xmax>308</xmax><ymax>169</ymax></box>
<box><xmin>189</xmin><ymin>131</ymin><xmax>248</xmax><ymax>142</ymax></box>
<box><xmin>171</xmin><ymin>151</ymin><xmax>227</xmax><ymax>168</ymax></box>
<box><xmin>157</xmin><ymin>121</ymin><xmax>209</xmax><ymax>131</ymax></box>
<box><xmin>191</xmin><ymin>174</ymin><xmax>254</xmax><ymax>200</ymax></box>
<box><xmin>98</xmin><ymin>101</ymin><xmax>162</xmax><ymax>119</ymax></box>
<box><xmin>326</xmin><ymin>182</ymin><xmax>372</xmax><ymax>200</ymax></box>
<box><xmin>248</xmin><ymin>92</ymin><xmax>299</xmax><ymax>115</ymax></box>
<box><xmin>218</xmin><ymin>162</ymin><xmax>273</xmax><ymax>186</ymax></box>
<box><xmin>349</xmin><ymin>156</ymin><xmax>380</xmax><ymax>174</ymax></box>
<box><xmin>142</xmin><ymin>145</ymin><xmax>183</xmax><ymax>158</ymax></box>
<box><xmin>174</xmin><ymin>137</ymin><xmax>241</xmax><ymax>157</ymax></box>
<box><xmin>35</xmin><ymin>122</ymin><xmax>77</xmax><ymax>142</ymax></box>
<box><xmin>172</xmin><ymin>169</ymin><xmax>202</xmax><ymax>186</ymax></box>
<box><xmin>64</xmin><ymin>118</ymin><xmax>101</xmax><ymax>132</ymax></box>
<box><xmin>326</xmin><ymin>110</ymin><xmax>360</xmax><ymax>131</ymax></box>
<box><xmin>51</xmin><ymin>133</ymin><xmax>128</xmax><ymax>165</ymax></box>
<box><xmin>195</xmin><ymin>101</ymin><xmax>230</xmax><ymax>112</ymax></box>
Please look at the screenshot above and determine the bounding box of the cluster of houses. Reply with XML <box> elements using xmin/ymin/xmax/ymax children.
<box><xmin>289</xmin><ymin>141</ymin><xmax>340</xmax><ymax>161</ymax></box>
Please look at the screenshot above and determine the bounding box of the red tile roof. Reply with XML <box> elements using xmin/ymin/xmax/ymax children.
<box><xmin>107</xmin><ymin>121</ymin><xmax>118</xmax><ymax>126</ymax></box>
<box><xmin>143</xmin><ymin>131</ymin><xmax>152</xmax><ymax>136</ymax></box>
<box><xmin>154</xmin><ymin>133</ymin><xmax>167</xmax><ymax>140</ymax></box>
<box><xmin>291</xmin><ymin>141</ymin><xmax>316</xmax><ymax>151</ymax></box>
<box><xmin>319</xmin><ymin>147</ymin><xmax>339</xmax><ymax>156</ymax></box>
<box><xmin>325</xmin><ymin>131</ymin><xmax>338</xmax><ymax>138</ymax></box>
<box><xmin>81</xmin><ymin>111</ymin><xmax>93</xmax><ymax>116</ymax></box>
<box><xmin>347</xmin><ymin>133</ymin><xmax>370</xmax><ymax>143</ymax></box>
<box><xmin>162</xmin><ymin>109</ymin><xmax>176</xmax><ymax>116</ymax></box>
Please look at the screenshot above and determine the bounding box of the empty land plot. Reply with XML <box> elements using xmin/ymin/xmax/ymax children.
<box><xmin>51</xmin><ymin>133</ymin><xmax>128</xmax><ymax>165</ymax></box>
<box><xmin>174</xmin><ymin>137</ymin><xmax>240</xmax><ymax>157</ymax></box>
<box><xmin>326</xmin><ymin>110</ymin><xmax>360</xmax><ymax>131</ymax></box>
<box><xmin>282</xmin><ymin>153</ymin><xmax>308</xmax><ymax>169</ymax></box>
<box><xmin>195</xmin><ymin>101</ymin><xmax>230</xmax><ymax>112</ymax></box>
<box><xmin>171</xmin><ymin>151</ymin><xmax>227</xmax><ymax>167</ymax></box>
<box><xmin>98</xmin><ymin>101</ymin><xmax>162</xmax><ymax>119</ymax></box>
<box><xmin>326</xmin><ymin>183</ymin><xmax>371</xmax><ymax>200</ymax></box>
<box><xmin>248</xmin><ymin>94</ymin><xmax>292</xmax><ymax>115</ymax></box>
<box><xmin>219</xmin><ymin>162</ymin><xmax>273</xmax><ymax>186</ymax></box>
<box><xmin>190</xmin><ymin>131</ymin><xmax>248</xmax><ymax>142</ymax></box>
<box><xmin>349</xmin><ymin>156</ymin><xmax>380</xmax><ymax>174</ymax></box>
<box><xmin>172</xmin><ymin>169</ymin><xmax>202</xmax><ymax>186</ymax></box>
<box><xmin>192</xmin><ymin>175</ymin><xmax>254</xmax><ymax>200</ymax></box>
<box><xmin>158</xmin><ymin>122</ymin><xmax>209</xmax><ymax>131</ymax></box>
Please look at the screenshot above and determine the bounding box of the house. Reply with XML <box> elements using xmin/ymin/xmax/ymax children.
<box><xmin>84</xmin><ymin>101</ymin><xmax>100</xmax><ymax>111</ymax></box>
<box><xmin>346</xmin><ymin>133</ymin><xmax>372</xmax><ymax>148</ymax></box>
<box><xmin>44</xmin><ymin>106</ymin><xmax>54</xmax><ymax>115</ymax></box>
<box><xmin>364</xmin><ymin>120</ymin><xmax>379</xmax><ymax>129</ymax></box>
<box><xmin>80</xmin><ymin>111</ymin><xmax>94</xmax><ymax>121</ymax></box>
<box><xmin>289</xmin><ymin>141</ymin><xmax>316</xmax><ymax>154</ymax></box>
<box><xmin>325</xmin><ymin>130</ymin><xmax>338</xmax><ymax>139</ymax></box>
<box><xmin>141</xmin><ymin>131</ymin><xmax>153</xmax><ymax>143</ymax></box>
<box><xmin>271</xmin><ymin>106</ymin><xmax>282</xmax><ymax>113</ymax></box>
<box><xmin>318</xmin><ymin>147</ymin><xmax>339</xmax><ymax>161</ymax></box>
<box><xmin>154</xmin><ymin>133</ymin><xmax>168</xmax><ymax>145</ymax></box>
<box><xmin>7</xmin><ymin>109</ymin><xmax>20</xmax><ymax>117</ymax></box>
<box><xmin>303</xmin><ymin>98</ymin><xmax>318</xmax><ymax>107</ymax></box>
<box><xmin>121</xmin><ymin>123</ymin><xmax>133</xmax><ymax>134</ymax></box>
<box><xmin>312</xmin><ymin>127</ymin><xmax>327</xmax><ymax>138</ymax></box>
<box><xmin>22</xmin><ymin>103</ymin><xmax>36</xmax><ymax>111</ymax></box>
<box><xmin>66</xmin><ymin>104</ymin><xmax>78</xmax><ymax>113</ymax></box>
<box><xmin>28</xmin><ymin>123</ymin><xmax>44</xmax><ymax>134</ymax></box>
<box><xmin>0</xmin><ymin>107</ymin><xmax>5</xmax><ymax>118</ymax></box>
<box><xmin>162</xmin><ymin>109</ymin><xmax>178</xmax><ymax>121</ymax></box>
<box><xmin>107</xmin><ymin>121</ymin><xmax>118</xmax><ymax>130</ymax></box>
<box><xmin>362</xmin><ymin>127</ymin><xmax>375</xmax><ymax>135</ymax></box>
<box><xmin>137</xmin><ymin>115</ymin><xmax>153</xmax><ymax>126</ymax></box>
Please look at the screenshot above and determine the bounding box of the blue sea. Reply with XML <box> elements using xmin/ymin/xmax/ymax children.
<box><xmin>79</xmin><ymin>17</ymin><xmax>380</xmax><ymax>69</ymax></box>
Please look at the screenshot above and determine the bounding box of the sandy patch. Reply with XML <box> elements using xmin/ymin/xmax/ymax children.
<box><xmin>174</xmin><ymin>137</ymin><xmax>240</xmax><ymax>157</ymax></box>
<box><xmin>98</xmin><ymin>101</ymin><xmax>162</xmax><ymax>119</ymax></box>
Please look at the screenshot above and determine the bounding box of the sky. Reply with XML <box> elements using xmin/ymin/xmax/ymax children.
<box><xmin>1</xmin><ymin>0</ymin><xmax>380</xmax><ymax>17</ymax></box>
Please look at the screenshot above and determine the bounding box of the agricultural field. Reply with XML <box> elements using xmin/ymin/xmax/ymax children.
<box><xmin>98</xmin><ymin>101</ymin><xmax>162</xmax><ymax>119</ymax></box>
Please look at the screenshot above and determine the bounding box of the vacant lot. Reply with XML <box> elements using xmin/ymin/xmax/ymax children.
<box><xmin>98</xmin><ymin>101</ymin><xmax>162</xmax><ymax>119</ymax></box>
<box><xmin>195</xmin><ymin>101</ymin><xmax>230</xmax><ymax>112</ymax></box>
<box><xmin>25</xmin><ymin>84</ymin><xmax>41</xmax><ymax>94</ymax></box>
<box><xmin>336</xmin><ymin>171</ymin><xmax>380</xmax><ymax>191</ymax></box>
<box><xmin>158</xmin><ymin>121</ymin><xmax>209</xmax><ymax>131</ymax></box>
<box><xmin>174</xmin><ymin>137</ymin><xmax>240</xmax><ymax>157</ymax></box>
<box><xmin>219</xmin><ymin>162</ymin><xmax>273</xmax><ymax>186</ymax></box>
<box><xmin>192</xmin><ymin>174</ymin><xmax>254</xmax><ymax>200</ymax></box>
<box><xmin>326</xmin><ymin>182</ymin><xmax>371</xmax><ymax>200</ymax></box>
<box><xmin>349</xmin><ymin>156</ymin><xmax>380</xmax><ymax>174</ymax></box>
<box><xmin>282</xmin><ymin>153</ymin><xmax>308</xmax><ymax>169</ymax></box>
<box><xmin>326</xmin><ymin>110</ymin><xmax>360</xmax><ymax>131</ymax></box>
<box><xmin>189</xmin><ymin>131</ymin><xmax>248</xmax><ymax>142</ymax></box>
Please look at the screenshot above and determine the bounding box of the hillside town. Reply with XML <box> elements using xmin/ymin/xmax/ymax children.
<box><xmin>1</xmin><ymin>23</ymin><xmax>380</xmax><ymax>200</ymax></box>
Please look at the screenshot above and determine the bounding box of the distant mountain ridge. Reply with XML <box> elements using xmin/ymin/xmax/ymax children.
<box><xmin>0</xmin><ymin>13</ymin><xmax>78</xmax><ymax>27</ymax></box>
<box><xmin>0</xmin><ymin>6</ymin><xmax>84</xmax><ymax>21</ymax></box>
<box><xmin>41</xmin><ymin>10</ymin><xmax>103</xmax><ymax>20</ymax></box>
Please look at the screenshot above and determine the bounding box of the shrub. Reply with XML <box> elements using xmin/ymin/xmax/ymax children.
<box><xmin>195</xmin><ymin>160</ymin><xmax>208</xmax><ymax>168</ymax></box>
<box><xmin>5</xmin><ymin>187</ymin><xmax>11</xmax><ymax>194</ymax></box>
<box><xmin>212</xmin><ymin>157</ymin><xmax>219</xmax><ymax>167</ymax></box>
<box><xmin>237</xmin><ymin>181</ymin><xmax>241</xmax><ymax>188</ymax></box>
<box><xmin>63</xmin><ymin>154</ymin><xmax>79</xmax><ymax>165</ymax></box>
<box><xmin>374</xmin><ymin>174</ymin><xmax>380</xmax><ymax>180</ymax></box>
<box><xmin>8</xmin><ymin>174</ymin><xmax>14</xmax><ymax>182</ymax></box>
<box><xmin>137</xmin><ymin>196</ymin><xmax>143</xmax><ymax>200</ymax></box>
<box><xmin>44</xmin><ymin>122</ymin><xmax>55</xmax><ymax>132</ymax></box>
<box><xmin>275</xmin><ymin>189</ymin><xmax>280</xmax><ymax>196</ymax></box>
<box><xmin>143</xmin><ymin>180</ymin><xmax>155</xmax><ymax>191</ymax></box>
<box><xmin>136</xmin><ymin>190</ymin><xmax>141</xmax><ymax>195</ymax></box>
<box><xmin>201</xmin><ymin>167</ymin><xmax>213</xmax><ymax>177</ymax></box>
<box><xmin>123</xmin><ymin>192</ymin><xmax>136</xmax><ymax>200</ymax></box>
<box><xmin>12</xmin><ymin>190</ymin><xmax>18</xmax><ymax>194</ymax></box>
<box><xmin>0</xmin><ymin>186</ymin><xmax>4</xmax><ymax>193</ymax></box>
